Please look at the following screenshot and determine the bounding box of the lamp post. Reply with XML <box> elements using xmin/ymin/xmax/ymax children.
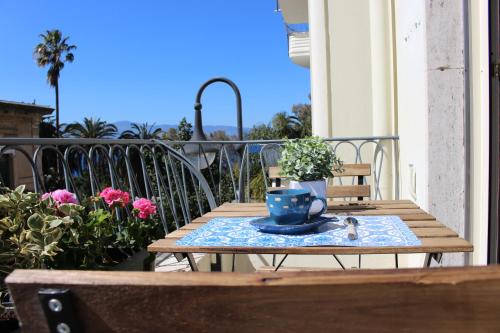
<box><xmin>184</xmin><ymin>77</ymin><xmax>243</xmax><ymax>169</ymax></box>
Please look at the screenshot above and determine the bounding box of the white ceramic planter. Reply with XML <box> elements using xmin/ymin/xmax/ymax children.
<box><xmin>289</xmin><ymin>179</ymin><xmax>327</xmax><ymax>215</ymax></box>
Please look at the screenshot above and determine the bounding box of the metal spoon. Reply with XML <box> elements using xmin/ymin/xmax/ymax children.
<box><xmin>343</xmin><ymin>217</ymin><xmax>359</xmax><ymax>240</ymax></box>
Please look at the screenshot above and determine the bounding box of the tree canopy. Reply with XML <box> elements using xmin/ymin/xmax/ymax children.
<box><xmin>64</xmin><ymin>117</ymin><xmax>117</xmax><ymax>138</ymax></box>
<box><xmin>119</xmin><ymin>123</ymin><xmax>162</xmax><ymax>139</ymax></box>
<box><xmin>34</xmin><ymin>29</ymin><xmax>76</xmax><ymax>136</ymax></box>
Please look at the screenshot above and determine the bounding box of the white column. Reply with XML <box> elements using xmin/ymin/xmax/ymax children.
<box><xmin>308</xmin><ymin>0</ymin><xmax>332</xmax><ymax>137</ymax></box>
<box><xmin>468</xmin><ymin>0</ymin><xmax>489</xmax><ymax>265</ymax></box>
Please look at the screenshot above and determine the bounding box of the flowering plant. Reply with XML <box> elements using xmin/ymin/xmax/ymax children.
<box><xmin>0</xmin><ymin>186</ymin><xmax>80</xmax><ymax>313</ymax></box>
<box><xmin>133</xmin><ymin>198</ymin><xmax>157</xmax><ymax>219</ymax></box>
<box><xmin>41</xmin><ymin>189</ymin><xmax>78</xmax><ymax>204</ymax></box>
<box><xmin>99</xmin><ymin>187</ymin><xmax>130</xmax><ymax>208</ymax></box>
<box><xmin>96</xmin><ymin>187</ymin><xmax>161</xmax><ymax>250</ymax></box>
<box><xmin>0</xmin><ymin>185</ymin><xmax>163</xmax><ymax>315</ymax></box>
<box><xmin>1</xmin><ymin>186</ymin><xmax>162</xmax><ymax>271</ymax></box>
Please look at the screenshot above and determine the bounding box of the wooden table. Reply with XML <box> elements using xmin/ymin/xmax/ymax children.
<box><xmin>148</xmin><ymin>200</ymin><xmax>473</xmax><ymax>271</ymax></box>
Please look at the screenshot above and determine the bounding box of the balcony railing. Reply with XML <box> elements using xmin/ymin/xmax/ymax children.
<box><xmin>0</xmin><ymin>136</ymin><xmax>399</xmax><ymax>230</ymax></box>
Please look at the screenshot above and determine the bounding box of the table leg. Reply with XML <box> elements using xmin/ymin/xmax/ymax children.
<box><xmin>173</xmin><ymin>253</ymin><xmax>184</xmax><ymax>262</ymax></box>
<box><xmin>424</xmin><ymin>252</ymin><xmax>443</xmax><ymax>267</ymax></box>
<box><xmin>210</xmin><ymin>254</ymin><xmax>222</xmax><ymax>271</ymax></box>
<box><xmin>333</xmin><ymin>255</ymin><xmax>346</xmax><ymax>270</ymax></box>
<box><xmin>274</xmin><ymin>254</ymin><xmax>289</xmax><ymax>271</ymax></box>
<box><xmin>174</xmin><ymin>253</ymin><xmax>199</xmax><ymax>272</ymax></box>
<box><xmin>186</xmin><ymin>253</ymin><xmax>199</xmax><ymax>271</ymax></box>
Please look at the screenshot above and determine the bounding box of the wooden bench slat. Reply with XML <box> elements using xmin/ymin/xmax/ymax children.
<box><xmin>326</xmin><ymin>185</ymin><xmax>371</xmax><ymax>198</ymax></box>
<box><xmin>203</xmin><ymin>208</ymin><xmax>432</xmax><ymax>218</ymax></box>
<box><xmin>405</xmin><ymin>220</ymin><xmax>444</xmax><ymax>228</ymax></box>
<box><xmin>225</xmin><ymin>200</ymin><xmax>417</xmax><ymax>206</ymax></box>
<box><xmin>268</xmin><ymin>166</ymin><xmax>282</xmax><ymax>179</ymax></box>
<box><xmin>412</xmin><ymin>227</ymin><xmax>458</xmax><ymax>238</ymax></box>
<box><xmin>6</xmin><ymin>266</ymin><xmax>500</xmax><ymax>332</ymax></box>
<box><xmin>174</xmin><ymin>226</ymin><xmax>456</xmax><ymax>240</ymax></box>
<box><xmin>268</xmin><ymin>185</ymin><xmax>371</xmax><ymax>198</ymax></box>
<box><xmin>195</xmin><ymin>210</ymin><xmax>436</xmax><ymax>222</ymax></box>
<box><xmin>213</xmin><ymin>202</ymin><xmax>419</xmax><ymax>212</ymax></box>
<box><xmin>166</xmin><ymin>229</ymin><xmax>192</xmax><ymax>239</ymax></box>
<box><xmin>149</xmin><ymin>236</ymin><xmax>473</xmax><ymax>255</ymax></box>
<box><xmin>182</xmin><ymin>221</ymin><xmax>458</xmax><ymax>238</ymax></box>
<box><xmin>220</xmin><ymin>200</ymin><xmax>417</xmax><ymax>207</ymax></box>
<box><xmin>188</xmin><ymin>215</ymin><xmax>445</xmax><ymax>229</ymax></box>
<box><xmin>269</xmin><ymin>163</ymin><xmax>371</xmax><ymax>178</ymax></box>
<box><xmin>333</xmin><ymin>163</ymin><xmax>371</xmax><ymax>177</ymax></box>
<box><xmin>256</xmin><ymin>266</ymin><xmax>344</xmax><ymax>272</ymax></box>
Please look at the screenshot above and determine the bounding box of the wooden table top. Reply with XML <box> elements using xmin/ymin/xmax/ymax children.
<box><xmin>148</xmin><ymin>200</ymin><xmax>473</xmax><ymax>255</ymax></box>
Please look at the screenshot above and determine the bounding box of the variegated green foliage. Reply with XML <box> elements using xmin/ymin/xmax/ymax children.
<box><xmin>0</xmin><ymin>186</ymin><xmax>164</xmax><ymax>313</ymax></box>
<box><xmin>0</xmin><ymin>186</ymin><xmax>78</xmax><ymax>274</ymax></box>
<box><xmin>0</xmin><ymin>185</ymin><xmax>79</xmax><ymax>313</ymax></box>
<box><xmin>278</xmin><ymin>137</ymin><xmax>343</xmax><ymax>182</ymax></box>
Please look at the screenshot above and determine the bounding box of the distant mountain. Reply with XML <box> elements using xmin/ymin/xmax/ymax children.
<box><xmin>113</xmin><ymin>121</ymin><xmax>248</xmax><ymax>137</ymax></box>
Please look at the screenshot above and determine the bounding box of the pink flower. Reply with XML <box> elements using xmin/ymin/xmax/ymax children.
<box><xmin>41</xmin><ymin>189</ymin><xmax>78</xmax><ymax>204</ymax></box>
<box><xmin>133</xmin><ymin>198</ymin><xmax>157</xmax><ymax>219</ymax></box>
<box><xmin>99</xmin><ymin>187</ymin><xmax>130</xmax><ymax>208</ymax></box>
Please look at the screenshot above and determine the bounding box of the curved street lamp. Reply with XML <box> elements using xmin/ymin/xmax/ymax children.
<box><xmin>184</xmin><ymin>77</ymin><xmax>243</xmax><ymax>169</ymax></box>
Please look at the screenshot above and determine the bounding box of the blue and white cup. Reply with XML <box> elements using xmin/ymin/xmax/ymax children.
<box><xmin>266</xmin><ymin>189</ymin><xmax>327</xmax><ymax>225</ymax></box>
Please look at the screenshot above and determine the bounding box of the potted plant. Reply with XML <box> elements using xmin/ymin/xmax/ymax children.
<box><xmin>278</xmin><ymin>137</ymin><xmax>342</xmax><ymax>211</ymax></box>
<box><xmin>0</xmin><ymin>185</ymin><xmax>163</xmax><ymax>320</ymax></box>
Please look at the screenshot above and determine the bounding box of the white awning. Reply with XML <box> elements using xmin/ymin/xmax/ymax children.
<box><xmin>278</xmin><ymin>0</ymin><xmax>309</xmax><ymax>24</ymax></box>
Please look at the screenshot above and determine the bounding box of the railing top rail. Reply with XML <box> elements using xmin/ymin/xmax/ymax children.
<box><xmin>0</xmin><ymin>136</ymin><xmax>399</xmax><ymax>146</ymax></box>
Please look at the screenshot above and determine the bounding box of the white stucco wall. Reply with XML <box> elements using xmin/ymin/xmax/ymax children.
<box><xmin>468</xmin><ymin>0</ymin><xmax>489</xmax><ymax>265</ymax></box>
<box><xmin>326</xmin><ymin>0</ymin><xmax>395</xmax><ymax>200</ymax></box>
<box><xmin>426</xmin><ymin>0</ymin><xmax>468</xmax><ymax>266</ymax></box>
<box><xmin>393</xmin><ymin>0</ymin><xmax>430</xmax><ymax>267</ymax></box>
<box><xmin>308</xmin><ymin>0</ymin><xmax>332</xmax><ymax>137</ymax></box>
<box><xmin>393</xmin><ymin>2</ymin><xmax>429</xmax><ymax>212</ymax></box>
<box><xmin>328</xmin><ymin>0</ymin><xmax>374</xmax><ymax>138</ymax></box>
<box><xmin>268</xmin><ymin>0</ymin><xmax>488</xmax><ymax>271</ymax></box>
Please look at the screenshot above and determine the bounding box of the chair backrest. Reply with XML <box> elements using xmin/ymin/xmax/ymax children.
<box><xmin>269</xmin><ymin>163</ymin><xmax>371</xmax><ymax>200</ymax></box>
<box><xmin>7</xmin><ymin>265</ymin><xmax>500</xmax><ymax>332</ymax></box>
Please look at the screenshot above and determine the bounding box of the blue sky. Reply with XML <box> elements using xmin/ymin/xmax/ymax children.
<box><xmin>0</xmin><ymin>1</ymin><xmax>310</xmax><ymax>127</ymax></box>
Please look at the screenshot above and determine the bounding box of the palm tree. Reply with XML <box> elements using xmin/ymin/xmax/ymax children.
<box><xmin>271</xmin><ymin>112</ymin><xmax>302</xmax><ymax>139</ymax></box>
<box><xmin>64</xmin><ymin>117</ymin><xmax>117</xmax><ymax>138</ymax></box>
<box><xmin>34</xmin><ymin>30</ymin><xmax>76</xmax><ymax>137</ymax></box>
<box><xmin>119</xmin><ymin>123</ymin><xmax>162</xmax><ymax>139</ymax></box>
<box><xmin>291</xmin><ymin>103</ymin><xmax>312</xmax><ymax>137</ymax></box>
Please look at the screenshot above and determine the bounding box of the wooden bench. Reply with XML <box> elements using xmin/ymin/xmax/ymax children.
<box><xmin>269</xmin><ymin>163</ymin><xmax>371</xmax><ymax>200</ymax></box>
<box><xmin>7</xmin><ymin>266</ymin><xmax>500</xmax><ymax>332</ymax></box>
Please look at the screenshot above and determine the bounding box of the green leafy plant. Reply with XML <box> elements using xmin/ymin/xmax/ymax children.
<box><xmin>278</xmin><ymin>137</ymin><xmax>343</xmax><ymax>182</ymax></box>
<box><xmin>0</xmin><ymin>186</ymin><xmax>164</xmax><ymax>313</ymax></box>
<box><xmin>0</xmin><ymin>186</ymin><xmax>78</xmax><ymax>313</ymax></box>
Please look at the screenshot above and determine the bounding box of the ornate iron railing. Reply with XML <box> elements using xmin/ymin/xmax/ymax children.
<box><xmin>0</xmin><ymin>136</ymin><xmax>399</xmax><ymax>229</ymax></box>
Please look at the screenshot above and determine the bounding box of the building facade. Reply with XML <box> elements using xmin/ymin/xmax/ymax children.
<box><xmin>278</xmin><ymin>0</ymin><xmax>490</xmax><ymax>266</ymax></box>
<box><xmin>0</xmin><ymin>100</ymin><xmax>54</xmax><ymax>190</ymax></box>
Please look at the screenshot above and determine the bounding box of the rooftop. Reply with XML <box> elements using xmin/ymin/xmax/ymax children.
<box><xmin>0</xmin><ymin>99</ymin><xmax>54</xmax><ymax>115</ymax></box>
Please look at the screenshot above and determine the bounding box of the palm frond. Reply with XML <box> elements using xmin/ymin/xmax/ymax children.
<box><xmin>64</xmin><ymin>118</ymin><xmax>117</xmax><ymax>138</ymax></box>
<box><xmin>34</xmin><ymin>29</ymin><xmax>76</xmax><ymax>88</ymax></box>
<box><xmin>119</xmin><ymin>122</ymin><xmax>162</xmax><ymax>139</ymax></box>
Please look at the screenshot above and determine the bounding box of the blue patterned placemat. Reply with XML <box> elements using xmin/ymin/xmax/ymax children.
<box><xmin>176</xmin><ymin>215</ymin><xmax>422</xmax><ymax>247</ymax></box>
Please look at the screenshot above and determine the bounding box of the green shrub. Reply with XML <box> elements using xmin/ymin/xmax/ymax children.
<box><xmin>278</xmin><ymin>137</ymin><xmax>342</xmax><ymax>181</ymax></box>
<box><xmin>0</xmin><ymin>185</ymin><xmax>163</xmax><ymax>313</ymax></box>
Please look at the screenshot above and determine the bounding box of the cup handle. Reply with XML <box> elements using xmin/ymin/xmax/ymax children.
<box><xmin>308</xmin><ymin>196</ymin><xmax>327</xmax><ymax>220</ymax></box>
